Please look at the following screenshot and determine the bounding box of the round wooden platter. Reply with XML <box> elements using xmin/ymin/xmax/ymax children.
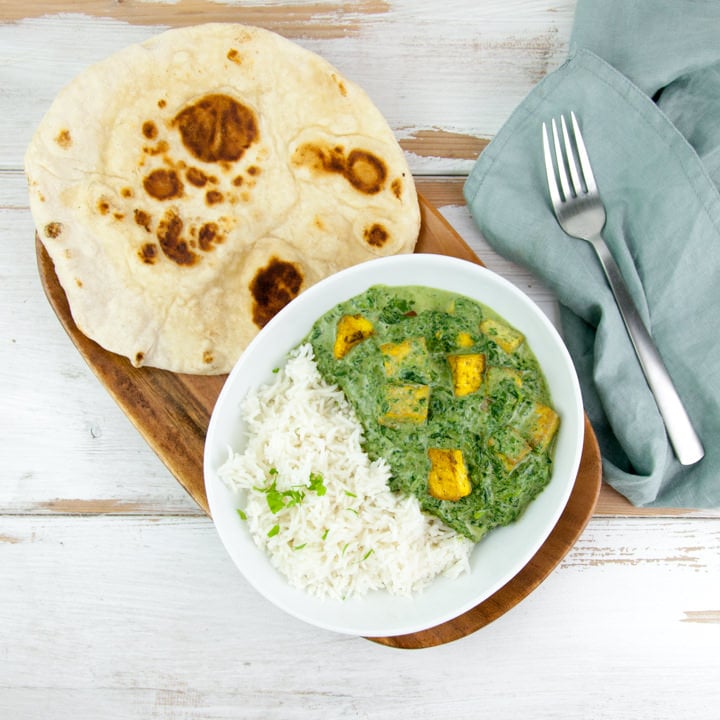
<box><xmin>36</xmin><ymin>191</ymin><xmax>602</xmax><ymax>648</ymax></box>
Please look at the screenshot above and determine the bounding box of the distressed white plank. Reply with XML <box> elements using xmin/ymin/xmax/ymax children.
<box><xmin>0</xmin><ymin>194</ymin><xmax>201</xmax><ymax>514</ymax></box>
<box><xmin>1</xmin><ymin>515</ymin><xmax>718</xmax><ymax>719</ymax></box>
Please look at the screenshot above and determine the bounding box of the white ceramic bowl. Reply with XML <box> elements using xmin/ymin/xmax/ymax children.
<box><xmin>204</xmin><ymin>254</ymin><xmax>584</xmax><ymax>637</ymax></box>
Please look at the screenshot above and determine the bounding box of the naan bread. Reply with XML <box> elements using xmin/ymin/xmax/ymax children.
<box><xmin>26</xmin><ymin>23</ymin><xmax>420</xmax><ymax>374</ymax></box>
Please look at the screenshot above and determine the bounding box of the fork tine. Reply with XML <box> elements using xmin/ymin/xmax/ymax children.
<box><xmin>550</xmin><ymin>118</ymin><xmax>571</xmax><ymax>200</ymax></box>
<box><xmin>542</xmin><ymin>122</ymin><xmax>562</xmax><ymax>209</ymax></box>
<box><xmin>570</xmin><ymin>111</ymin><xmax>597</xmax><ymax>194</ymax></box>
<box><xmin>560</xmin><ymin>115</ymin><xmax>582</xmax><ymax>196</ymax></box>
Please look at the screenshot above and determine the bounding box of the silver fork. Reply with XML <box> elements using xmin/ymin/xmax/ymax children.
<box><xmin>542</xmin><ymin>112</ymin><xmax>704</xmax><ymax>466</ymax></box>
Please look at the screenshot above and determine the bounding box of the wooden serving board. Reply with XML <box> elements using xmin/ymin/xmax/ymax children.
<box><xmin>36</xmin><ymin>191</ymin><xmax>602</xmax><ymax>648</ymax></box>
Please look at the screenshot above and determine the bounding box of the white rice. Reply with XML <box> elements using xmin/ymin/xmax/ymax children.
<box><xmin>218</xmin><ymin>343</ymin><xmax>473</xmax><ymax>600</ymax></box>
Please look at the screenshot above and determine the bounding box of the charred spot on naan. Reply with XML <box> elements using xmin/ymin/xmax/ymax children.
<box><xmin>250</xmin><ymin>257</ymin><xmax>304</xmax><ymax>328</ymax></box>
<box><xmin>173</xmin><ymin>93</ymin><xmax>259</xmax><ymax>164</ymax></box>
<box><xmin>205</xmin><ymin>189</ymin><xmax>224</xmax><ymax>205</ymax></box>
<box><xmin>291</xmin><ymin>142</ymin><xmax>387</xmax><ymax>195</ymax></box>
<box><xmin>391</xmin><ymin>177</ymin><xmax>403</xmax><ymax>199</ymax></box>
<box><xmin>143</xmin><ymin>168</ymin><xmax>184</xmax><ymax>201</ymax></box>
<box><xmin>143</xmin><ymin>140</ymin><xmax>170</xmax><ymax>157</ymax></box>
<box><xmin>139</xmin><ymin>243</ymin><xmax>158</xmax><ymax>264</ymax></box>
<box><xmin>54</xmin><ymin>129</ymin><xmax>72</xmax><ymax>149</ymax></box>
<box><xmin>330</xmin><ymin>72</ymin><xmax>348</xmax><ymax>97</ymax></box>
<box><xmin>134</xmin><ymin>209</ymin><xmax>152</xmax><ymax>232</ymax></box>
<box><xmin>44</xmin><ymin>221</ymin><xmax>63</xmax><ymax>239</ymax></box>
<box><xmin>351</xmin><ymin>212</ymin><xmax>408</xmax><ymax>257</ymax></box>
<box><xmin>185</xmin><ymin>167</ymin><xmax>217</xmax><ymax>188</ymax></box>
<box><xmin>142</xmin><ymin>121</ymin><xmax>158</xmax><ymax>140</ymax></box>
<box><xmin>227</xmin><ymin>48</ymin><xmax>244</xmax><ymax>65</ymax></box>
<box><xmin>155</xmin><ymin>209</ymin><xmax>195</xmax><ymax>266</ymax></box>
<box><xmin>139</xmin><ymin>210</ymin><xmax>228</xmax><ymax>266</ymax></box>
<box><xmin>197</xmin><ymin>222</ymin><xmax>221</xmax><ymax>251</ymax></box>
<box><xmin>363</xmin><ymin>223</ymin><xmax>389</xmax><ymax>248</ymax></box>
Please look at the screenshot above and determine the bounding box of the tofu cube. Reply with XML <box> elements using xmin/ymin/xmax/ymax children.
<box><xmin>333</xmin><ymin>314</ymin><xmax>374</xmax><ymax>359</ymax></box>
<box><xmin>379</xmin><ymin>383</ymin><xmax>430</xmax><ymax>426</ymax></box>
<box><xmin>456</xmin><ymin>332</ymin><xmax>475</xmax><ymax>348</ymax></box>
<box><xmin>447</xmin><ymin>353</ymin><xmax>486</xmax><ymax>397</ymax></box>
<box><xmin>486</xmin><ymin>366</ymin><xmax>523</xmax><ymax>392</ymax></box>
<box><xmin>427</xmin><ymin>448</ymin><xmax>472</xmax><ymax>502</ymax></box>
<box><xmin>380</xmin><ymin>337</ymin><xmax>428</xmax><ymax>379</ymax></box>
<box><xmin>525</xmin><ymin>403</ymin><xmax>560</xmax><ymax>450</ymax></box>
<box><xmin>488</xmin><ymin>427</ymin><xmax>532</xmax><ymax>473</ymax></box>
<box><xmin>480</xmin><ymin>318</ymin><xmax>524</xmax><ymax>353</ymax></box>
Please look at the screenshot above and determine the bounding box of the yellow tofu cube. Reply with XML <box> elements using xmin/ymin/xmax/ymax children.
<box><xmin>456</xmin><ymin>332</ymin><xmax>475</xmax><ymax>348</ymax></box>
<box><xmin>480</xmin><ymin>318</ymin><xmax>525</xmax><ymax>353</ymax></box>
<box><xmin>488</xmin><ymin>428</ymin><xmax>532</xmax><ymax>473</ymax></box>
<box><xmin>380</xmin><ymin>337</ymin><xmax>428</xmax><ymax>378</ymax></box>
<box><xmin>379</xmin><ymin>384</ymin><xmax>430</xmax><ymax>426</ymax></box>
<box><xmin>333</xmin><ymin>314</ymin><xmax>374</xmax><ymax>359</ymax></box>
<box><xmin>486</xmin><ymin>366</ymin><xmax>523</xmax><ymax>391</ymax></box>
<box><xmin>447</xmin><ymin>353</ymin><xmax>486</xmax><ymax>397</ymax></box>
<box><xmin>427</xmin><ymin>448</ymin><xmax>472</xmax><ymax>502</ymax></box>
<box><xmin>525</xmin><ymin>403</ymin><xmax>560</xmax><ymax>450</ymax></box>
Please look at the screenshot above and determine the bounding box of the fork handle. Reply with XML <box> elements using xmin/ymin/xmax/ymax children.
<box><xmin>588</xmin><ymin>234</ymin><xmax>704</xmax><ymax>465</ymax></box>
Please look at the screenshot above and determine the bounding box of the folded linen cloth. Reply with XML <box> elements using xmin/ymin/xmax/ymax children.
<box><xmin>463</xmin><ymin>0</ymin><xmax>720</xmax><ymax>508</ymax></box>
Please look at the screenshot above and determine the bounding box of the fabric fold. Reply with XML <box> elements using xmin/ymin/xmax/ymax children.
<box><xmin>463</xmin><ymin>47</ymin><xmax>720</xmax><ymax>508</ymax></box>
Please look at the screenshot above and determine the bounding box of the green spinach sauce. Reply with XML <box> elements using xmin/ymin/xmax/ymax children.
<box><xmin>305</xmin><ymin>285</ymin><xmax>559</xmax><ymax>542</ymax></box>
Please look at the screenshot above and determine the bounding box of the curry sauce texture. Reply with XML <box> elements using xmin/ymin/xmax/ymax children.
<box><xmin>306</xmin><ymin>285</ymin><xmax>560</xmax><ymax>542</ymax></box>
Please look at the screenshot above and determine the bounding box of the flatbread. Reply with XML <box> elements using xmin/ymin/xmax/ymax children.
<box><xmin>26</xmin><ymin>23</ymin><xmax>420</xmax><ymax>374</ymax></box>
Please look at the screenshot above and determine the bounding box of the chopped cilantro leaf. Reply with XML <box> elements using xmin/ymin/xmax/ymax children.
<box><xmin>308</xmin><ymin>472</ymin><xmax>327</xmax><ymax>496</ymax></box>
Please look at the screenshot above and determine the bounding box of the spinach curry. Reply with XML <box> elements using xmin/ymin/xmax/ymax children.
<box><xmin>306</xmin><ymin>285</ymin><xmax>560</xmax><ymax>542</ymax></box>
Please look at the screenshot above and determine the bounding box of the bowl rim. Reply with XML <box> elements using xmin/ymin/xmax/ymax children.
<box><xmin>204</xmin><ymin>254</ymin><xmax>585</xmax><ymax>636</ymax></box>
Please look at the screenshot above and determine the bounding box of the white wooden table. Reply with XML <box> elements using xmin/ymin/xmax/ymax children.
<box><xmin>2</xmin><ymin>2</ymin><xmax>719</xmax><ymax>718</ymax></box>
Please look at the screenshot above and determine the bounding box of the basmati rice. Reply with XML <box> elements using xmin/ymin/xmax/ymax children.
<box><xmin>218</xmin><ymin>343</ymin><xmax>473</xmax><ymax>600</ymax></box>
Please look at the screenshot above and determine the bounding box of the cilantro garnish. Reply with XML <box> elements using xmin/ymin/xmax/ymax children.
<box><xmin>260</xmin><ymin>481</ymin><xmax>305</xmax><ymax>514</ymax></box>
<box><xmin>308</xmin><ymin>472</ymin><xmax>327</xmax><ymax>496</ymax></box>
<box><xmin>249</xmin><ymin>470</ymin><xmax>329</xmax><ymax>543</ymax></box>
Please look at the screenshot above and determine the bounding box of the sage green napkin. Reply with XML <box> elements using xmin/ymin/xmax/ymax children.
<box><xmin>463</xmin><ymin>0</ymin><xmax>720</xmax><ymax>508</ymax></box>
